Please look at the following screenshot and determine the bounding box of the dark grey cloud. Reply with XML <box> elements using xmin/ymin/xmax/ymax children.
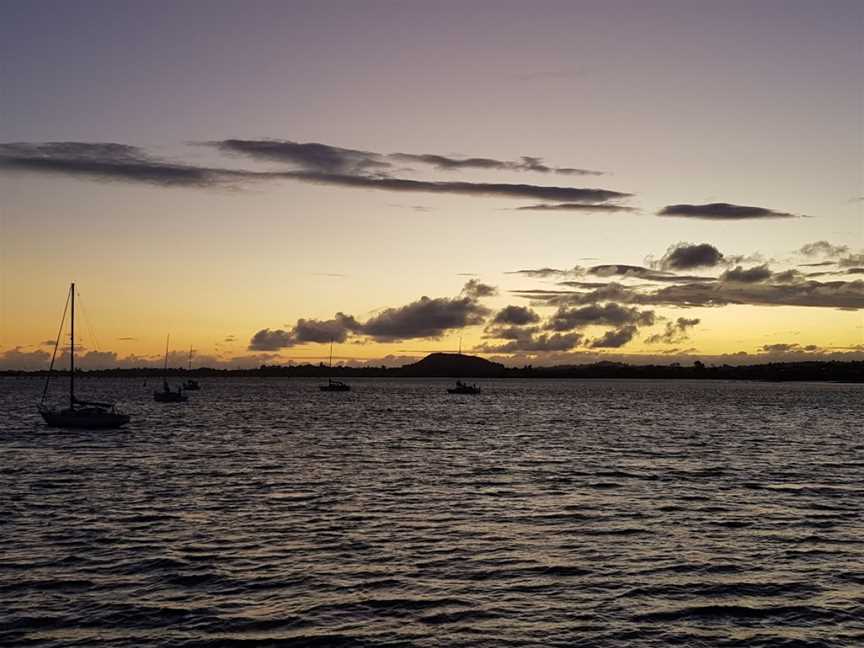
<box><xmin>492</xmin><ymin>305</ymin><xmax>541</xmax><ymax>326</ymax></box>
<box><xmin>798</xmin><ymin>261</ymin><xmax>836</xmax><ymax>268</ymax></box>
<box><xmin>656</xmin><ymin>243</ymin><xmax>725</xmax><ymax>270</ymax></box>
<box><xmin>0</xmin><ymin>142</ymin><xmax>238</xmax><ymax>187</ymax></box>
<box><xmin>213</xmin><ymin>139</ymin><xmax>389</xmax><ymax>174</ymax></box>
<box><xmin>506</xmin><ymin>267</ymin><xmax>584</xmax><ymax>279</ymax></box>
<box><xmin>279</xmin><ymin>171</ymin><xmax>631</xmax><ymax>203</ymax></box>
<box><xmin>391</xmin><ymin>153</ymin><xmax>511</xmax><ymax>171</ymax></box>
<box><xmin>846</xmin><ymin>268</ymin><xmax>864</xmax><ymax>275</ymax></box>
<box><xmin>475</xmin><ymin>332</ymin><xmax>583</xmax><ymax>354</ymax></box>
<box><xmin>545</xmin><ymin>303</ymin><xmax>655</xmax><ymax>331</ymax></box>
<box><xmin>589</xmin><ymin>325</ymin><xmax>638</xmax><ymax>348</ymax></box>
<box><xmin>389</xmin><ymin>152</ymin><xmax>603</xmax><ymax>176</ymax></box>
<box><xmin>587</xmin><ymin>264</ymin><xmax>715</xmax><ymax>283</ymax></box>
<box><xmin>645</xmin><ymin>317</ymin><xmax>701</xmax><ymax>344</ymax></box>
<box><xmin>799</xmin><ymin>241</ymin><xmax>849</xmax><ymax>257</ymax></box>
<box><xmin>461</xmin><ymin>279</ymin><xmax>498</xmax><ymax>299</ymax></box>
<box><xmin>361</xmin><ymin>295</ymin><xmax>490</xmax><ymax>342</ymax></box>
<box><xmin>839</xmin><ymin>253</ymin><xmax>864</xmax><ymax>268</ymax></box>
<box><xmin>292</xmin><ymin>314</ymin><xmax>363</xmax><ymax>344</ymax></box>
<box><xmin>3</xmin><ymin>141</ymin><xmax>632</xmax><ymax>205</ymax></box>
<box><xmin>556</xmin><ymin>168</ymin><xmax>604</xmax><ymax>176</ymax></box>
<box><xmin>515</xmin><ymin>203</ymin><xmax>634</xmax><ymax>212</ymax></box>
<box><xmin>483</xmin><ymin>325</ymin><xmax>540</xmax><ymax>341</ymax></box>
<box><xmin>771</xmin><ymin>269</ymin><xmax>805</xmax><ymax>283</ymax></box>
<box><xmin>720</xmin><ymin>264</ymin><xmax>773</xmax><ymax>283</ymax></box>
<box><xmin>759</xmin><ymin>343</ymin><xmax>805</xmax><ymax>353</ymax></box>
<box><xmin>249</xmin><ymin>328</ymin><xmax>296</xmax><ymax>351</ymax></box>
<box><xmin>210</xmin><ymin>139</ymin><xmax>608</xmax><ymax>184</ymax></box>
<box><xmin>556</xmin><ymin>281</ymin><xmax>618</xmax><ymax>289</ymax></box>
<box><xmin>520</xmin><ymin>278</ymin><xmax>864</xmax><ymax>310</ymax></box>
<box><xmin>251</xmin><ymin>279</ymin><xmax>497</xmax><ymax>350</ymax></box>
<box><xmin>658</xmin><ymin>202</ymin><xmax>798</xmax><ymax>220</ymax></box>
<box><xmin>249</xmin><ymin>313</ymin><xmax>362</xmax><ymax>350</ymax></box>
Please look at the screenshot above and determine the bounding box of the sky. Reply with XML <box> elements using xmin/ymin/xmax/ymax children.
<box><xmin>1</xmin><ymin>0</ymin><xmax>862</xmax><ymax>369</ymax></box>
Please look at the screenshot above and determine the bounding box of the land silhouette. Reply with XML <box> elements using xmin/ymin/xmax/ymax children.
<box><xmin>3</xmin><ymin>352</ymin><xmax>862</xmax><ymax>382</ymax></box>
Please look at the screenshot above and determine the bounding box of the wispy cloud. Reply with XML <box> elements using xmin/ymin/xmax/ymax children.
<box><xmin>1</xmin><ymin>140</ymin><xmax>631</xmax><ymax>206</ymax></box>
<box><xmin>658</xmin><ymin>202</ymin><xmax>799</xmax><ymax>220</ymax></box>
<box><xmin>515</xmin><ymin>203</ymin><xmax>634</xmax><ymax>212</ymax></box>
<box><xmin>644</xmin><ymin>318</ymin><xmax>700</xmax><ymax>344</ymax></box>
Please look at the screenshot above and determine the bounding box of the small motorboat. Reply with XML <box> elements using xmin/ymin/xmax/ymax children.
<box><xmin>320</xmin><ymin>378</ymin><xmax>351</xmax><ymax>392</ymax></box>
<box><xmin>448</xmin><ymin>380</ymin><xmax>481</xmax><ymax>394</ymax></box>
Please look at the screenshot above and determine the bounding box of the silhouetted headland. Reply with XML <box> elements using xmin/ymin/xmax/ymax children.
<box><xmin>4</xmin><ymin>352</ymin><xmax>863</xmax><ymax>382</ymax></box>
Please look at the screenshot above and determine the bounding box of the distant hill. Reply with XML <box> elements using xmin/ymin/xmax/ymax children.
<box><xmin>398</xmin><ymin>353</ymin><xmax>506</xmax><ymax>377</ymax></box>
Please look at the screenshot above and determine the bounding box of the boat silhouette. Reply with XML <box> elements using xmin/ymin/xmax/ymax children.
<box><xmin>448</xmin><ymin>380</ymin><xmax>481</xmax><ymax>395</ymax></box>
<box><xmin>183</xmin><ymin>345</ymin><xmax>201</xmax><ymax>390</ymax></box>
<box><xmin>319</xmin><ymin>340</ymin><xmax>350</xmax><ymax>391</ymax></box>
<box><xmin>39</xmin><ymin>283</ymin><xmax>130</xmax><ymax>429</ymax></box>
<box><xmin>154</xmin><ymin>335</ymin><xmax>188</xmax><ymax>402</ymax></box>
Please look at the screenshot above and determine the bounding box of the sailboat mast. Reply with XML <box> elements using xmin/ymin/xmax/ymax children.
<box><xmin>164</xmin><ymin>335</ymin><xmax>170</xmax><ymax>374</ymax></box>
<box><xmin>188</xmin><ymin>345</ymin><xmax>192</xmax><ymax>371</ymax></box>
<box><xmin>69</xmin><ymin>282</ymin><xmax>75</xmax><ymax>409</ymax></box>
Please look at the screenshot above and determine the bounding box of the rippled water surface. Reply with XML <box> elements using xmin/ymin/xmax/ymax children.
<box><xmin>2</xmin><ymin>377</ymin><xmax>863</xmax><ymax>647</ymax></box>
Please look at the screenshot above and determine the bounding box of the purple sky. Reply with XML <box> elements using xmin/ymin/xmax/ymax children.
<box><xmin>1</xmin><ymin>1</ymin><xmax>861</xmax><ymax>367</ymax></box>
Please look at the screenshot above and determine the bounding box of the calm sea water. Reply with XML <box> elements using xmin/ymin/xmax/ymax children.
<box><xmin>1</xmin><ymin>377</ymin><xmax>863</xmax><ymax>647</ymax></box>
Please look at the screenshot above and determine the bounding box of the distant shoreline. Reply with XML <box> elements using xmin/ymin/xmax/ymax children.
<box><xmin>3</xmin><ymin>358</ymin><xmax>862</xmax><ymax>383</ymax></box>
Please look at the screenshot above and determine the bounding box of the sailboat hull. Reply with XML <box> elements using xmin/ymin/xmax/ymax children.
<box><xmin>319</xmin><ymin>384</ymin><xmax>350</xmax><ymax>392</ymax></box>
<box><xmin>40</xmin><ymin>408</ymin><xmax>130</xmax><ymax>429</ymax></box>
<box><xmin>154</xmin><ymin>391</ymin><xmax>188</xmax><ymax>403</ymax></box>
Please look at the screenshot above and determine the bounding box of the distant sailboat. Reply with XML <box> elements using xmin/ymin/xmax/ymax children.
<box><xmin>448</xmin><ymin>380</ymin><xmax>481</xmax><ymax>395</ymax></box>
<box><xmin>154</xmin><ymin>335</ymin><xmax>188</xmax><ymax>402</ymax></box>
<box><xmin>319</xmin><ymin>339</ymin><xmax>350</xmax><ymax>392</ymax></box>
<box><xmin>447</xmin><ymin>334</ymin><xmax>480</xmax><ymax>394</ymax></box>
<box><xmin>39</xmin><ymin>283</ymin><xmax>131</xmax><ymax>429</ymax></box>
<box><xmin>183</xmin><ymin>345</ymin><xmax>201</xmax><ymax>391</ymax></box>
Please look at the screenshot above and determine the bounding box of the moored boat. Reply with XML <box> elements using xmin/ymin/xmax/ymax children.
<box><xmin>183</xmin><ymin>345</ymin><xmax>201</xmax><ymax>390</ymax></box>
<box><xmin>39</xmin><ymin>283</ymin><xmax>130</xmax><ymax>429</ymax></box>
<box><xmin>447</xmin><ymin>380</ymin><xmax>481</xmax><ymax>395</ymax></box>
<box><xmin>319</xmin><ymin>340</ymin><xmax>351</xmax><ymax>392</ymax></box>
<box><xmin>154</xmin><ymin>336</ymin><xmax>188</xmax><ymax>403</ymax></box>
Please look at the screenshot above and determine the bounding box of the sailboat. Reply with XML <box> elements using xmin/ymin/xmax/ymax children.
<box><xmin>183</xmin><ymin>345</ymin><xmax>201</xmax><ymax>391</ymax></box>
<box><xmin>446</xmin><ymin>335</ymin><xmax>481</xmax><ymax>394</ymax></box>
<box><xmin>153</xmin><ymin>335</ymin><xmax>188</xmax><ymax>402</ymax></box>
<box><xmin>319</xmin><ymin>339</ymin><xmax>350</xmax><ymax>391</ymax></box>
<box><xmin>39</xmin><ymin>283</ymin><xmax>131</xmax><ymax>429</ymax></box>
<box><xmin>447</xmin><ymin>380</ymin><xmax>481</xmax><ymax>394</ymax></box>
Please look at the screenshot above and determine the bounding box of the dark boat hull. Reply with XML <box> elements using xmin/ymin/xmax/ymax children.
<box><xmin>448</xmin><ymin>387</ymin><xmax>481</xmax><ymax>394</ymax></box>
<box><xmin>154</xmin><ymin>391</ymin><xmax>188</xmax><ymax>402</ymax></box>
<box><xmin>40</xmin><ymin>408</ymin><xmax>130</xmax><ymax>429</ymax></box>
<box><xmin>320</xmin><ymin>385</ymin><xmax>351</xmax><ymax>392</ymax></box>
